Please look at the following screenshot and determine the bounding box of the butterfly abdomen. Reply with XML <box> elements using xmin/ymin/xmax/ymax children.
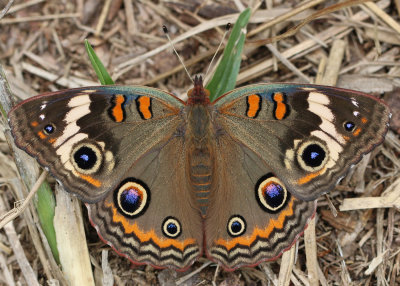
<box><xmin>188</xmin><ymin>147</ymin><xmax>213</xmax><ymax>215</ymax></box>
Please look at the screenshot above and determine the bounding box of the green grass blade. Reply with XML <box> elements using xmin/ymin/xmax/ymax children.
<box><xmin>85</xmin><ymin>40</ymin><xmax>114</xmax><ymax>85</ymax></box>
<box><xmin>35</xmin><ymin>181</ymin><xmax>59</xmax><ymax>263</ymax></box>
<box><xmin>206</xmin><ymin>8</ymin><xmax>251</xmax><ymax>102</ymax></box>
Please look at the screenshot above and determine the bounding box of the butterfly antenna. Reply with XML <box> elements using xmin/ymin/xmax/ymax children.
<box><xmin>204</xmin><ymin>23</ymin><xmax>231</xmax><ymax>79</ymax></box>
<box><xmin>163</xmin><ymin>25</ymin><xmax>193</xmax><ymax>83</ymax></box>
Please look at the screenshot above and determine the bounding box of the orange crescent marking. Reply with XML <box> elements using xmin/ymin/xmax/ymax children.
<box><xmin>106</xmin><ymin>201</ymin><xmax>196</xmax><ymax>251</ymax></box>
<box><xmin>138</xmin><ymin>96</ymin><xmax>152</xmax><ymax>119</ymax></box>
<box><xmin>246</xmin><ymin>94</ymin><xmax>261</xmax><ymax>118</ymax></box>
<box><xmin>31</xmin><ymin>121</ymin><xmax>39</xmax><ymax>127</ymax></box>
<box><xmin>48</xmin><ymin>138</ymin><xmax>56</xmax><ymax>143</ymax></box>
<box><xmin>37</xmin><ymin>131</ymin><xmax>46</xmax><ymax>139</ymax></box>
<box><xmin>353</xmin><ymin>128</ymin><xmax>362</xmax><ymax>136</ymax></box>
<box><xmin>297</xmin><ymin>167</ymin><xmax>326</xmax><ymax>185</ymax></box>
<box><xmin>361</xmin><ymin>117</ymin><xmax>368</xmax><ymax>124</ymax></box>
<box><xmin>343</xmin><ymin>135</ymin><xmax>350</xmax><ymax>141</ymax></box>
<box><xmin>112</xmin><ymin>94</ymin><xmax>125</xmax><ymax>122</ymax></box>
<box><xmin>79</xmin><ymin>174</ymin><xmax>102</xmax><ymax>187</ymax></box>
<box><xmin>273</xmin><ymin>92</ymin><xmax>287</xmax><ymax>120</ymax></box>
<box><xmin>215</xmin><ymin>198</ymin><xmax>295</xmax><ymax>250</ymax></box>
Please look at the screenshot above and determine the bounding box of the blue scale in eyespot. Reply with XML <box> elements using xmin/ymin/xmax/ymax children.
<box><xmin>231</xmin><ymin>221</ymin><xmax>242</xmax><ymax>233</ymax></box>
<box><xmin>74</xmin><ymin>146</ymin><xmax>97</xmax><ymax>169</ymax></box>
<box><xmin>344</xmin><ymin>121</ymin><xmax>356</xmax><ymax>131</ymax></box>
<box><xmin>121</xmin><ymin>188</ymin><xmax>141</xmax><ymax>212</ymax></box>
<box><xmin>80</xmin><ymin>154</ymin><xmax>89</xmax><ymax>162</ymax></box>
<box><xmin>311</xmin><ymin>151</ymin><xmax>319</xmax><ymax>159</ymax></box>
<box><xmin>302</xmin><ymin>144</ymin><xmax>325</xmax><ymax>167</ymax></box>
<box><xmin>264</xmin><ymin>183</ymin><xmax>284</xmax><ymax>207</ymax></box>
<box><xmin>44</xmin><ymin>124</ymin><xmax>54</xmax><ymax>134</ymax></box>
<box><xmin>167</xmin><ymin>222</ymin><xmax>178</xmax><ymax>235</ymax></box>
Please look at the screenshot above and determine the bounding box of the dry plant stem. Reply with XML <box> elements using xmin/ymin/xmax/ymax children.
<box><xmin>54</xmin><ymin>185</ymin><xmax>95</xmax><ymax>286</ymax></box>
<box><xmin>0</xmin><ymin>171</ymin><xmax>47</xmax><ymax>229</ymax></box>
<box><xmin>124</xmin><ymin>0</ymin><xmax>136</xmax><ymax>34</ymax></box>
<box><xmin>0</xmin><ymin>13</ymin><xmax>80</xmax><ymax>24</ymax></box>
<box><xmin>101</xmin><ymin>250</ymin><xmax>114</xmax><ymax>286</ymax></box>
<box><xmin>95</xmin><ymin>0</ymin><xmax>112</xmax><ymax>36</ymax></box>
<box><xmin>304</xmin><ymin>217</ymin><xmax>319</xmax><ymax>286</ymax></box>
<box><xmin>0</xmin><ymin>196</ymin><xmax>40</xmax><ymax>285</ymax></box>
<box><xmin>278</xmin><ymin>246</ymin><xmax>295</xmax><ymax>286</ymax></box>
<box><xmin>0</xmin><ymin>0</ymin><xmax>14</xmax><ymax>20</ymax></box>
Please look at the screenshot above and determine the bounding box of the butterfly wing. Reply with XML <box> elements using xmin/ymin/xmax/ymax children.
<box><xmin>205</xmin><ymin>135</ymin><xmax>316</xmax><ymax>270</ymax></box>
<box><xmin>87</xmin><ymin>133</ymin><xmax>202</xmax><ymax>270</ymax></box>
<box><xmin>213</xmin><ymin>84</ymin><xmax>390</xmax><ymax>201</ymax></box>
<box><xmin>204</xmin><ymin>84</ymin><xmax>390</xmax><ymax>270</ymax></box>
<box><xmin>9</xmin><ymin>86</ymin><xmax>183</xmax><ymax>202</ymax></box>
<box><xmin>9</xmin><ymin>86</ymin><xmax>203</xmax><ymax>270</ymax></box>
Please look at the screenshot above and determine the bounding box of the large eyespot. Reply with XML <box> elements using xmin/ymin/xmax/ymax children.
<box><xmin>162</xmin><ymin>216</ymin><xmax>181</xmax><ymax>238</ymax></box>
<box><xmin>343</xmin><ymin>121</ymin><xmax>356</xmax><ymax>132</ymax></box>
<box><xmin>227</xmin><ymin>215</ymin><xmax>246</xmax><ymax>237</ymax></box>
<box><xmin>256</xmin><ymin>174</ymin><xmax>290</xmax><ymax>213</ymax></box>
<box><xmin>297</xmin><ymin>140</ymin><xmax>328</xmax><ymax>172</ymax></box>
<box><xmin>71</xmin><ymin>142</ymin><xmax>102</xmax><ymax>174</ymax></box>
<box><xmin>43</xmin><ymin>123</ymin><xmax>55</xmax><ymax>135</ymax></box>
<box><xmin>114</xmin><ymin>178</ymin><xmax>150</xmax><ymax>218</ymax></box>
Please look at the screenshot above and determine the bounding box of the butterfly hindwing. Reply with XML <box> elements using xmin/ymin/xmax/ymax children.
<box><xmin>87</xmin><ymin>134</ymin><xmax>203</xmax><ymax>270</ymax></box>
<box><xmin>205</xmin><ymin>135</ymin><xmax>316</xmax><ymax>270</ymax></box>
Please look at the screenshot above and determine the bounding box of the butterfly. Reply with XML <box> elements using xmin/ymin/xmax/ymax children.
<box><xmin>8</xmin><ymin>75</ymin><xmax>390</xmax><ymax>271</ymax></box>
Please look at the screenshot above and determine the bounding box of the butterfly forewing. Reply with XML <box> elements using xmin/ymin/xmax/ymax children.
<box><xmin>214</xmin><ymin>84</ymin><xmax>390</xmax><ymax>201</ymax></box>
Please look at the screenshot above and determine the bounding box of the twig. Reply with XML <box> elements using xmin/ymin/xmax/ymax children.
<box><xmin>0</xmin><ymin>0</ymin><xmax>14</xmax><ymax>20</ymax></box>
<box><xmin>0</xmin><ymin>13</ymin><xmax>80</xmax><ymax>24</ymax></box>
<box><xmin>0</xmin><ymin>171</ymin><xmax>47</xmax><ymax>229</ymax></box>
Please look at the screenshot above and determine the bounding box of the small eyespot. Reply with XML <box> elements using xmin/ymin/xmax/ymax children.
<box><xmin>227</xmin><ymin>215</ymin><xmax>246</xmax><ymax>237</ymax></box>
<box><xmin>162</xmin><ymin>216</ymin><xmax>181</xmax><ymax>238</ymax></box>
<box><xmin>114</xmin><ymin>178</ymin><xmax>150</xmax><ymax>218</ymax></box>
<box><xmin>344</xmin><ymin>121</ymin><xmax>356</xmax><ymax>132</ymax></box>
<box><xmin>43</xmin><ymin>124</ymin><xmax>55</xmax><ymax>135</ymax></box>
<box><xmin>71</xmin><ymin>142</ymin><xmax>102</xmax><ymax>174</ymax></box>
<box><xmin>297</xmin><ymin>140</ymin><xmax>328</xmax><ymax>172</ymax></box>
<box><xmin>256</xmin><ymin>174</ymin><xmax>289</xmax><ymax>213</ymax></box>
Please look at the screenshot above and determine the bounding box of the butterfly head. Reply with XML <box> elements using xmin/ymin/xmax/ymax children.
<box><xmin>187</xmin><ymin>75</ymin><xmax>211</xmax><ymax>105</ymax></box>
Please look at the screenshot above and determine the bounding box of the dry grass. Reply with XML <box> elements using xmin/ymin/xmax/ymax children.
<box><xmin>0</xmin><ymin>0</ymin><xmax>400</xmax><ymax>285</ymax></box>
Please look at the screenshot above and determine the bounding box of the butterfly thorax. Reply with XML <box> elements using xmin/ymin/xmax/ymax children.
<box><xmin>186</xmin><ymin>76</ymin><xmax>215</xmax><ymax>215</ymax></box>
<box><xmin>187</xmin><ymin>75</ymin><xmax>210</xmax><ymax>105</ymax></box>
